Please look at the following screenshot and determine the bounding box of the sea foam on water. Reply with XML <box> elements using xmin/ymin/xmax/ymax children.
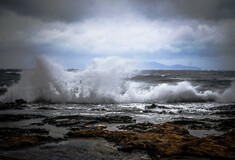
<box><xmin>1</xmin><ymin>56</ymin><xmax>234</xmax><ymax>103</ymax></box>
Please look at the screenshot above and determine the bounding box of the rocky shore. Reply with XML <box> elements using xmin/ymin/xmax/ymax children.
<box><xmin>67</xmin><ymin>122</ymin><xmax>235</xmax><ymax>159</ymax></box>
<box><xmin>0</xmin><ymin>100</ymin><xmax>234</xmax><ymax>159</ymax></box>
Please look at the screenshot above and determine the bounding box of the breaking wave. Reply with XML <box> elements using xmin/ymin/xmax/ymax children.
<box><xmin>0</xmin><ymin>57</ymin><xmax>234</xmax><ymax>103</ymax></box>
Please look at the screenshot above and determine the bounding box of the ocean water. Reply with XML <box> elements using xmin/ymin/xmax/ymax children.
<box><xmin>0</xmin><ymin>57</ymin><xmax>235</xmax><ymax>123</ymax></box>
<box><xmin>0</xmin><ymin>57</ymin><xmax>235</xmax><ymax>160</ymax></box>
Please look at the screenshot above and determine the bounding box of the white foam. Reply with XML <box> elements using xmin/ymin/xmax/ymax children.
<box><xmin>0</xmin><ymin>57</ymin><xmax>234</xmax><ymax>103</ymax></box>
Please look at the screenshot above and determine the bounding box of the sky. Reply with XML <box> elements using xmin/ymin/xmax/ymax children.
<box><xmin>0</xmin><ymin>0</ymin><xmax>235</xmax><ymax>70</ymax></box>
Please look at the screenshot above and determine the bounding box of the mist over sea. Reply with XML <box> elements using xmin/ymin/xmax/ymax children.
<box><xmin>1</xmin><ymin>57</ymin><xmax>235</xmax><ymax>104</ymax></box>
<box><xmin>0</xmin><ymin>57</ymin><xmax>234</xmax><ymax>124</ymax></box>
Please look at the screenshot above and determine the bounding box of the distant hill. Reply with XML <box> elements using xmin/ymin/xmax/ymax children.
<box><xmin>143</xmin><ymin>62</ymin><xmax>200</xmax><ymax>70</ymax></box>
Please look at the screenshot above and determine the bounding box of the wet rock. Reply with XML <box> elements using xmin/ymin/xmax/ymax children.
<box><xmin>145</xmin><ymin>104</ymin><xmax>168</xmax><ymax>110</ymax></box>
<box><xmin>142</xmin><ymin>110</ymin><xmax>154</xmax><ymax>113</ymax></box>
<box><xmin>185</xmin><ymin>129</ymin><xmax>235</xmax><ymax>158</ymax></box>
<box><xmin>37</xmin><ymin>107</ymin><xmax>57</xmax><ymax>110</ymax></box>
<box><xmin>43</xmin><ymin>115</ymin><xmax>135</xmax><ymax>127</ymax></box>
<box><xmin>0</xmin><ymin>128</ymin><xmax>49</xmax><ymax>139</ymax></box>
<box><xmin>169</xmin><ymin>119</ymin><xmax>213</xmax><ymax>130</ymax></box>
<box><xmin>90</xmin><ymin>108</ymin><xmax>107</xmax><ymax>111</ymax></box>
<box><xmin>143</xmin><ymin>110</ymin><xmax>173</xmax><ymax>114</ymax></box>
<box><xmin>145</xmin><ymin>104</ymin><xmax>157</xmax><ymax>109</ymax></box>
<box><xmin>0</xmin><ymin>127</ymin><xmax>60</xmax><ymax>150</ymax></box>
<box><xmin>0</xmin><ymin>114</ymin><xmax>45</xmax><ymax>122</ymax></box>
<box><xmin>0</xmin><ymin>100</ymin><xmax>28</xmax><ymax>110</ymax></box>
<box><xmin>67</xmin><ymin>122</ymin><xmax>235</xmax><ymax>159</ymax></box>
<box><xmin>189</xmin><ymin>123</ymin><xmax>212</xmax><ymax>130</ymax></box>
<box><xmin>100</xmin><ymin>115</ymin><xmax>135</xmax><ymax>123</ymax></box>
<box><xmin>215</xmin><ymin>118</ymin><xmax>235</xmax><ymax>131</ymax></box>
<box><xmin>209</xmin><ymin>104</ymin><xmax>235</xmax><ymax>117</ymax></box>
<box><xmin>210</xmin><ymin>104</ymin><xmax>235</xmax><ymax>110</ymax></box>
<box><xmin>14</xmin><ymin>99</ymin><xmax>27</xmax><ymax>105</ymax></box>
<box><xmin>214</xmin><ymin>110</ymin><xmax>235</xmax><ymax>117</ymax></box>
<box><xmin>0</xmin><ymin>155</ymin><xmax>22</xmax><ymax>160</ymax></box>
<box><xmin>170</xmin><ymin>117</ymin><xmax>235</xmax><ymax>132</ymax></box>
<box><xmin>31</xmin><ymin>123</ymin><xmax>45</xmax><ymax>126</ymax></box>
<box><xmin>0</xmin><ymin>135</ymin><xmax>59</xmax><ymax>150</ymax></box>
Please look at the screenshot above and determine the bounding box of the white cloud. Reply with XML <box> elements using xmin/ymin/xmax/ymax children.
<box><xmin>32</xmin><ymin>16</ymin><xmax>223</xmax><ymax>55</ymax></box>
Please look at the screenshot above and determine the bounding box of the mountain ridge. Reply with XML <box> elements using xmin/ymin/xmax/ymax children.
<box><xmin>143</xmin><ymin>61</ymin><xmax>200</xmax><ymax>70</ymax></box>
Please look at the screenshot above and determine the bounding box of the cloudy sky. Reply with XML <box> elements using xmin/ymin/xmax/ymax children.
<box><xmin>0</xmin><ymin>0</ymin><xmax>235</xmax><ymax>70</ymax></box>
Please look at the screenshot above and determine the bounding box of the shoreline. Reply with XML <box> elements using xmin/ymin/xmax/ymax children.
<box><xmin>0</xmin><ymin>100</ymin><xmax>234</xmax><ymax>159</ymax></box>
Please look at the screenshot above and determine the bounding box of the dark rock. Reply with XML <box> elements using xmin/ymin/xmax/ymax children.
<box><xmin>189</xmin><ymin>123</ymin><xmax>212</xmax><ymax>130</ymax></box>
<box><xmin>31</xmin><ymin>123</ymin><xmax>45</xmax><ymax>126</ymax></box>
<box><xmin>0</xmin><ymin>135</ymin><xmax>56</xmax><ymax>150</ymax></box>
<box><xmin>170</xmin><ymin>117</ymin><xmax>235</xmax><ymax>131</ymax></box>
<box><xmin>158</xmin><ymin>110</ymin><xmax>167</xmax><ymax>114</ymax></box>
<box><xmin>90</xmin><ymin>108</ymin><xmax>107</xmax><ymax>111</ymax></box>
<box><xmin>142</xmin><ymin>110</ymin><xmax>154</xmax><ymax>113</ymax></box>
<box><xmin>169</xmin><ymin>119</ymin><xmax>207</xmax><ymax>125</ymax></box>
<box><xmin>99</xmin><ymin>115</ymin><xmax>135</xmax><ymax>123</ymax></box>
<box><xmin>14</xmin><ymin>99</ymin><xmax>27</xmax><ymax>105</ymax></box>
<box><xmin>0</xmin><ymin>114</ymin><xmax>45</xmax><ymax>122</ymax></box>
<box><xmin>210</xmin><ymin>104</ymin><xmax>235</xmax><ymax>110</ymax></box>
<box><xmin>43</xmin><ymin>115</ymin><xmax>135</xmax><ymax>127</ymax></box>
<box><xmin>216</xmin><ymin>118</ymin><xmax>235</xmax><ymax>131</ymax></box>
<box><xmin>145</xmin><ymin>104</ymin><xmax>157</xmax><ymax>109</ymax></box>
<box><xmin>169</xmin><ymin>118</ymin><xmax>212</xmax><ymax>130</ymax></box>
<box><xmin>214</xmin><ymin>110</ymin><xmax>235</xmax><ymax>117</ymax></box>
<box><xmin>37</xmin><ymin>107</ymin><xmax>57</xmax><ymax>110</ymax></box>
<box><xmin>184</xmin><ymin>129</ymin><xmax>235</xmax><ymax>158</ymax></box>
<box><xmin>0</xmin><ymin>127</ymin><xmax>61</xmax><ymax>150</ymax></box>
<box><xmin>67</xmin><ymin>122</ymin><xmax>235</xmax><ymax>159</ymax></box>
<box><xmin>0</xmin><ymin>101</ymin><xmax>28</xmax><ymax>110</ymax></box>
<box><xmin>209</xmin><ymin>104</ymin><xmax>235</xmax><ymax>117</ymax></box>
<box><xmin>145</xmin><ymin>104</ymin><xmax>168</xmax><ymax>109</ymax></box>
<box><xmin>0</xmin><ymin>155</ymin><xmax>22</xmax><ymax>160</ymax></box>
<box><xmin>0</xmin><ymin>127</ymin><xmax>49</xmax><ymax>139</ymax></box>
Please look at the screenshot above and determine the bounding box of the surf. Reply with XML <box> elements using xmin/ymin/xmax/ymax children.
<box><xmin>1</xmin><ymin>56</ymin><xmax>234</xmax><ymax>103</ymax></box>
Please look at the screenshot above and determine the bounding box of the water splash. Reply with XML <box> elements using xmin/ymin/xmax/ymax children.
<box><xmin>1</xmin><ymin>57</ymin><xmax>234</xmax><ymax>103</ymax></box>
<box><xmin>1</xmin><ymin>57</ymin><xmax>134</xmax><ymax>103</ymax></box>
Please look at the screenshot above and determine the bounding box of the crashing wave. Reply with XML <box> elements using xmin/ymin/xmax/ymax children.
<box><xmin>0</xmin><ymin>57</ymin><xmax>234</xmax><ymax>103</ymax></box>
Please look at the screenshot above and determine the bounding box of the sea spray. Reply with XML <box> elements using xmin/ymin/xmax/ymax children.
<box><xmin>118</xmin><ymin>81</ymin><xmax>218</xmax><ymax>103</ymax></box>
<box><xmin>219</xmin><ymin>82</ymin><xmax>235</xmax><ymax>102</ymax></box>
<box><xmin>1</xmin><ymin>56</ymin><xmax>134</xmax><ymax>103</ymax></box>
<box><xmin>1</xmin><ymin>57</ymin><xmax>234</xmax><ymax>103</ymax></box>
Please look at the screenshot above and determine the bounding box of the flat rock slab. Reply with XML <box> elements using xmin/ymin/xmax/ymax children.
<box><xmin>67</xmin><ymin>122</ymin><xmax>235</xmax><ymax>159</ymax></box>
<box><xmin>170</xmin><ymin>117</ymin><xmax>235</xmax><ymax>131</ymax></box>
<box><xmin>0</xmin><ymin>114</ymin><xmax>46</xmax><ymax>122</ymax></box>
<box><xmin>0</xmin><ymin>127</ymin><xmax>61</xmax><ymax>150</ymax></box>
<box><xmin>0</xmin><ymin>99</ymin><xmax>28</xmax><ymax>110</ymax></box>
<box><xmin>0</xmin><ymin>155</ymin><xmax>22</xmax><ymax>160</ymax></box>
<box><xmin>43</xmin><ymin>115</ymin><xmax>135</xmax><ymax>127</ymax></box>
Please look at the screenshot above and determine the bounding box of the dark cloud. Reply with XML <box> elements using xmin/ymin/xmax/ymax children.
<box><xmin>1</xmin><ymin>0</ymin><xmax>235</xmax><ymax>22</ymax></box>
<box><xmin>172</xmin><ymin>0</ymin><xmax>235</xmax><ymax>20</ymax></box>
<box><xmin>131</xmin><ymin>0</ymin><xmax>235</xmax><ymax>21</ymax></box>
<box><xmin>0</xmin><ymin>0</ymin><xmax>234</xmax><ymax>69</ymax></box>
<box><xmin>0</xmin><ymin>0</ymin><xmax>96</xmax><ymax>22</ymax></box>
<box><xmin>216</xmin><ymin>0</ymin><xmax>235</xmax><ymax>20</ymax></box>
<box><xmin>0</xmin><ymin>10</ymin><xmax>42</xmax><ymax>68</ymax></box>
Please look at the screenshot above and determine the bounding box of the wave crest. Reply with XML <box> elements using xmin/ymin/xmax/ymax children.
<box><xmin>1</xmin><ymin>57</ymin><xmax>234</xmax><ymax>103</ymax></box>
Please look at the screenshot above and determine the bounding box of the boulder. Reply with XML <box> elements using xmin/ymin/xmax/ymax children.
<box><xmin>145</xmin><ymin>104</ymin><xmax>168</xmax><ymax>109</ymax></box>
<box><xmin>15</xmin><ymin>99</ymin><xmax>27</xmax><ymax>105</ymax></box>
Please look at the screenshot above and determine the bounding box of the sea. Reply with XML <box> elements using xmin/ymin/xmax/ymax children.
<box><xmin>0</xmin><ymin>57</ymin><xmax>235</xmax><ymax>123</ymax></box>
<box><xmin>0</xmin><ymin>57</ymin><xmax>235</xmax><ymax>159</ymax></box>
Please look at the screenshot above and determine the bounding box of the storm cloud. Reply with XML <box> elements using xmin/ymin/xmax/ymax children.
<box><xmin>1</xmin><ymin>0</ymin><xmax>235</xmax><ymax>21</ymax></box>
<box><xmin>0</xmin><ymin>0</ymin><xmax>234</xmax><ymax>69</ymax></box>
